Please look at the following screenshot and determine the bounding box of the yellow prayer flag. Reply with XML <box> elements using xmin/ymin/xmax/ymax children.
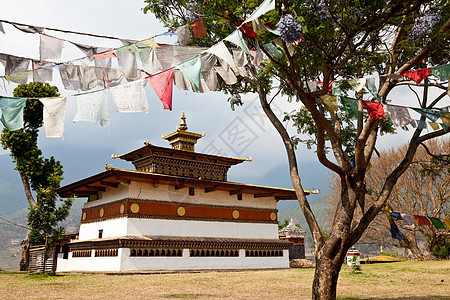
<box><xmin>4</xmin><ymin>70</ymin><xmax>33</xmax><ymax>83</ymax></box>
<box><xmin>319</xmin><ymin>94</ymin><xmax>338</xmax><ymax>114</ymax></box>
<box><xmin>429</xmin><ymin>122</ymin><xmax>440</xmax><ymax>131</ymax></box>
<box><xmin>443</xmin><ymin>219</ymin><xmax>450</xmax><ymax>230</ymax></box>
<box><xmin>440</xmin><ymin>112</ymin><xmax>450</xmax><ymax>126</ymax></box>
<box><xmin>138</xmin><ymin>37</ymin><xmax>159</xmax><ymax>48</ymax></box>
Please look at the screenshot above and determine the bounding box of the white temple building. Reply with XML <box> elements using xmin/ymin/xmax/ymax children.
<box><xmin>55</xmin><ymin>113</ymin><xmax>312</xmax><ymax>272</ymax></box>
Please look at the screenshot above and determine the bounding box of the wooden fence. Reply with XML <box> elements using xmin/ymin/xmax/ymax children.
<box><xmin>28</xmin><ymin>245</ymin><xmax>56</xmax><ymax>274</ymax></box>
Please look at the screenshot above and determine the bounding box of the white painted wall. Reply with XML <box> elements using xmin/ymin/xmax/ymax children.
<box><xmin>56</xmin><ymin>249</ymin><xmax>122</xmax><ymax>272</ymax></box>
<box><xmin>119</xmin><ymin>248</ymin><xmax>289</xmax><ymax>271</ymax></box>
<box><xmin>126</xmin><ymin>218</ymin><xmax>279</xmax><ymax>239</ymax></box>
<box><xmin>78</xmin><ymin>218</ymin><xmax>128</xmax><ymax>240</ymax></box>
<box><xmin>83</xmin><ymin>184</ymin><xmax>129</xmax><ymax>209</ymax></box>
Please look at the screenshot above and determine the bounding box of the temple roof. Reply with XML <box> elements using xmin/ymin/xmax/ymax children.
<box><xmin>58</xmin><ymin>167</ymin><xmax>311</xmax><ymax>200</ymax></box>
<box><xmin>112</xmin><ymin>142</ymin><xmax>248</xmax><ymax>166</ymax></box>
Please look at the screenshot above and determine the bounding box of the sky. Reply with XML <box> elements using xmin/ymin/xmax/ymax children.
<box><xmin>0</xmin><ymin>0</ymin><xmax>448</xmax><ymax>196</ymax></box>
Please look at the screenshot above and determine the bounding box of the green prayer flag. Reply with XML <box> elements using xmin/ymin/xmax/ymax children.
<box><xmin>428</xmin><ymin>217</ymin><xmax>447</xmax><ymax>229</ymax></box>
<box><xmin>224</xmin><ymin>30</ymin><xmax>252</xmax><ymax>56</ymax></box>
<box><xmin>440</xmin><ymin>123</ymin><xmax>448</xmax><ymax>132</ymax></box>
<box><xmin>176</xmin><ymin>55</ymin><xmax>202</xmax><ymax>92</ymax></box>
<box><xmin>116</xmin><ymin>44</ymin><xmax>141</xmax><ymax>53</ymax></box>
<box><xmin>262</xmin><ymin>42</ymin><xmax>283</xmax><ymax>58</ymax></box>
<box><xmin>365</xmin><ymin>77</ymin><xmax>380</xmax><ymax>99</ymax></box>
<box><xmin>430</xmin><ymin>64</ymin><xmax>450</xmax><ymax>81</ymax></box>
<box><xmin>0</xmin><ymin>97</ymin><xmax>27</xmax><ymax>131</ymax></box>
<box><xmin>339</xmin><ymin>96</ymin><xmax>358</xmax><ymax>118</ymax></box>
<box><xmin>332</xmin><ymin>80</ymin><xmax>342</xmax><ymax>96</ymax></box>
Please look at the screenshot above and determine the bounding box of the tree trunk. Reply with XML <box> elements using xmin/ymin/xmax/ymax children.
<box><xmin>18</xmin><ymin>171</ymin><xmax>36</xmax><ymax>207</ymax></box>
<box><xmin>19</xmin><ymin>232</ymin><xmax>31</xmax><ymax>271</ymax></box>
<box><xmin>312</xmin><ymin>255</ymin><xmax>345</xmax><ymax>300</ymax></box>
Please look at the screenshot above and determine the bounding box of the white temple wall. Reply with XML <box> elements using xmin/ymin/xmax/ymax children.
<box><xmin>126</xmin><ymin>218</ymin><xmax>279</xmax><ymax>239</ymax></box>
<box><xmin>119</xmin><ymin>248</ymin><xmax>289</xmax><ymax>271</ymax></box>
<box><xmin>56</xmin><ymin>250</ymin><xmax>122</xmax><ymax>272</ymax></box>
<box><xmin>78</xmin><ymin>218</ymin><xmax>128</xmax><ymax>240</ymax></box>
<box><xmin>84</xmin><ymin>184</ymin><xmax>129</xmax><ymax>209</ymax></box>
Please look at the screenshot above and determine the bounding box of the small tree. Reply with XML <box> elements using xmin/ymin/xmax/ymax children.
<box><xmin>0</xmin><ymin>83</ymin><xmax>73</xmax><ymax>269</ymax></box>
<box><xmin>325</xmin><ymin>138</ymin><xmax>449</xmax><ymax>258</ymax></box>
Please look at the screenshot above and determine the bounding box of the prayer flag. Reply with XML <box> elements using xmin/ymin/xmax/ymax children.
<box><xmin>385</xmin><ymin>207</ymin><xmax>402</xmax><ymax>241</ymax></box>
<box><xmin>238</xmin><ymin>21</ymin><xmax>257</xmax><ymax>37</ymax></box>
<box><xmin>0</xmin><ymin>97</ymin><xmax>27</xmax><ymax>131</ymax></box>
<box><xmin>39</xmin><ymin>96</ymin><xmax>67</xmax><ymax>138</ymax></box>
<box><xmin>225</xmin><ymin>30</ymin><xmax>252</xmax><ymax>56</ymax></box>
<box><xmin>116</xmin><ymin>44</ymin><xmax>141</xmax><ymax>54</ymax></box>
<box><xmin>401</xmin><ymin>68</ymin><xmax>431</xmax><ymax>83</ymax></box>
<box><xmin>384</xmin><ymin>104</ymin><xmax>413</xmax><ymax>127</ymax></box>
<box><xmin>340</xmin><ymin>96</ymin><xmax>358</xmax><ymax>118</ymax></box>
<box><xmin>318</xmin><ymin>81</ymin><xmax>333</xmax><ymax>93</ymax></box>
<box><xmin>443</xmin><ymin>219</ymin><xmax>450</xmax><ymax>230</ymax></box>
<box><xmin>189</xmin><ymin>18</ymin><xmax>206</xmax><ymax>38</ymax></box>
<box><xmin>411</xmin><ymin>107</ymin><xmax>445</xmax><ymax>122</ymax></box>
<box><xmin>232</xmin><ymin>50</ymin><xmax>249</xmax><ymax>77</ymax></box>
<box><xmin>146</xmin><ymin>68</ymin><xmax>174</xmax><ymax>111</ymax></box>
<box><xmin>206</xmin><ymin>41</ymin><xmax>238</xmax><ymax>73</ymax></box>
<box><xmin>201</xmin><ymin>53</ymin><xmax>219</xmax><ymax>91</ymax></box>
<box><xmin>440</xmin><ymin>112</ymin><xmax>450</xmax><ymax>126</ymax></box>
<box><xmin>139</xmin><ymin>47</ymin><xmax>163</xmax><ymax>75</ymax></box>
<box><xmin>92</xmin><ymin>50</ymin><xmax>118</xmax><ymax>60</ymax></box>
<box><xmin>365</xmin><ymin>77</ymin><xmax>379</xmax><ymax>99</ymax></box>
<box><xmin>429</xmin><ymin>122</ymin><xmax>440</xmax><ymax>131</ymax></box>
<box><xmin>173</xmin><ymin>69</ymin><xmax>191</xmax><ymax>91</ymax></box>
<box><xmin>176</xmin><ymin>25</ymin><xmax>191</xmax><ymax>46</ymax></box>
<box><xmin>5</xmin><ymin>70</ymin><xmax>33</xmax><ymax>84</ymax></box>
<box><xmin>416</xmin><ymin>120</ymin><xmax>427</xmax><ymax>129</ymax></box>
<box><xmin>116</xmin><ymin>50</ymin><xmax>142</xmax><ymax>82</ymax></box>
<box><xmin>400</xmin><ymin>213</ymin><xmax>416</xmax><ymax>230</ymax></box>
<box><xmin>176</xmin><ymin>55</ymin><xmax>202</xmax><ymax>92</ymax></box>
<box><xmin>39</xmin><ymin>34</ymin><xmax>64</xmax><ymax>60</ymax></box>
<box><xmin>214</xmin><ymin>65</ymin><xmax>237</xmax><ymax>85</ymax></box>
<box><xmin>59</xmin><ymin>64</ymin><xmax>82</xmax><ymax>90</ymax></box>
<box><xmin>430</xmin><ymin>64</ymin><xmax>450</xmax><ymax>81</ymax></box>
<box><xmin>440</xmin><ymin>122</ymin><xmax>448</xmax><ymax>132</ymax></box>
<box><xmin>138</xmin><ymin>37</ymin><xmax>159</xmax><ymax>48</ymax></box>
<box><xmin>319</xmin><ymin>95</ymin><xmax>338</xmax><ymax>114</ymax></box>
<box><xmin>414</xmin><ymin>215</ymin><xmax>432</xmax><ymax>226</ymax></box>
<box><xmin>331</xmin><ymin>80</ymin><xmax>342</xmax><ymax>95</ymax></box>
<box><xmin>347</xmin><ymin>78</ymin><xmax>366</xmax><ymax>93</ymax></box>
<box><xmin>72</xmin><ymin>90</ymin><xmax>110</xmax><ymax>128</ymax></box>
<box><xmin>244</xmin><ymin>0</ymin><xmax>276</xmax><ymax>23</ymax></box>
<box><xmin>110</xmin><ymin>79</ymin><xmax>149</xmax><ymax>113</ymax></box>
<box><xmin>362</xmin><ymin>101</ymin><xmax>386</xmax><ymax>120</ymax></box>
<box><xmin>33</xmin><ymin>61</ymin><xmax>54</xmax><ymax>83</ymax></box>
<box><xmin>428</xmin><ymin>217</ymin><xmax>447</xmax><ymax>229</ymax></box>
<box><xmin>391</xmin><ymin>212</ymin><xmax>402</xmax><ymax>221</ymax></box>
<box><xmin>262</xmin><ymin>42</ymin><xmax>283</xmax><ymax>59</ymax></box>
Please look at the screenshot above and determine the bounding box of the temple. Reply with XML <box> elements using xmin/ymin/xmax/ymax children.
<box><xmin>55</xmin><ymin>113</ymin><xmax>311</xmax><ymax>272</ymax></box>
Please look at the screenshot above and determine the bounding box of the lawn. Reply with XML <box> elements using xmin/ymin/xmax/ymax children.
<box><xmin>0</xmin><ymin>260</ymin><xmax>448</xmax><ymax>299</ymax></box>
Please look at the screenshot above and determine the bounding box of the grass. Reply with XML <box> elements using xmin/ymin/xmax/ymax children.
<box><xmin>0</xmin><ymin>260</ymin><xmax>448</xmax><ymax>299</ymax></box>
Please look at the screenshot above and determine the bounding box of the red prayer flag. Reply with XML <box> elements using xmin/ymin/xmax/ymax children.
<box><xmin>238</xmin><ymin>20</ymin><xmax>257</xmax><ymax>37</ymax></box>
<box><xmin>189</xmin><ymin>18</ymin><xmax>206</xmax><ymax>38</ymax></box>
<box><xmin>414</xmin><ymin>215</ymin><xmax>432</xmax><ymax>226</ymax></box>
<box><xmin>92</xmin><ymin>50</ymin><xmax>118</xmax><ymax>60</ymax></box>
<box><xmin>401</xmin><ymin>68</ymin><xmax>431</xmax><ymax>83</ymax></box>
<box><xmin>318</xmin><ymin>81</ymin><xmax>334</xmax><ymax>93</ymax></box>
<box><xmin>146</xmin><ymin>68</ymin><xmax>174</xmax><ymax>111</ymax></box>
<box><xmin>362</xmin><ymin>101</ymin><xmax>386</xmax><ymax>120</ymax></box>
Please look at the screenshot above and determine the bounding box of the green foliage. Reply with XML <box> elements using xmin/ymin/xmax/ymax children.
<box><xmin>350</xmin><ymin>256</ymin><xmax>362</xmax><ymax>274</ymax></box>
<box><xmin>0</xmin><ymin>83</ymin><xmax>72</xmax><ymax>245</ymax></box>
<box><xmin>432</xmin><ymin>238</ymin><xmax>450</xmax><ymax>259</ymax></box>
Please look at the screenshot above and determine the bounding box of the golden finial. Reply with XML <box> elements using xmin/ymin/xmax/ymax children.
<box><xmin>178</xmin><ymin>112</ymin><xmax>188</xmax><ymax>131</ymax></box>
<box><xmin>105</xmin><ymin>164</ymin><xmax>112</xmax><ymax>170</ymax></box>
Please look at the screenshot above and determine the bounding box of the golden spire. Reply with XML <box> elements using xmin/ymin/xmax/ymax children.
<box><xmin>177</xmin><ymin>112</ymin><xmax>188</xmax><ymax>131</ymax></box>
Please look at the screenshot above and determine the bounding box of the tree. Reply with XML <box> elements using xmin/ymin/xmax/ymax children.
<box><xmin>143</xmin><ymin>1</ymin><xmax>450</xmax><ymax>298</ymax></box>
<box><xmin>0</xmin><ymin>83</ymin><xmax>73</xmax><ymax>270</ymax></box>
<box><xmin>325</xmin><ymin>138</ymin><xmax>450</xmax><ymax>258</ymax></box>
